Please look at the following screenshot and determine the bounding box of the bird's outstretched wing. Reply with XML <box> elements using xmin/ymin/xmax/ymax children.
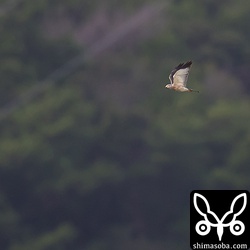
<box><xmin>169</xmin><ymin>61</ymin><xmax>192</xmax><ymax>87</ymax></box>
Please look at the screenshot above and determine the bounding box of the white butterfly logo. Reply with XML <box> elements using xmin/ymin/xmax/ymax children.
<box><xmin>193</xmin><ymin>193</ymin><xmax>247</xmax><ymax>241</ymax></box>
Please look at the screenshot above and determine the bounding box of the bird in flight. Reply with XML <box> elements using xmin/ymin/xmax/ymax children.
<box><xmin>165</xmin><ymin>61</ymin><xmax>199</xmax><ymax>93</ymax></box>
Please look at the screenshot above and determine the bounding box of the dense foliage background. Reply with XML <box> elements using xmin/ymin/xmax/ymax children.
<box><xmin>0</xmin><ymin>0</ymin><xmax>250</xmax><ymax>249</ymax></box>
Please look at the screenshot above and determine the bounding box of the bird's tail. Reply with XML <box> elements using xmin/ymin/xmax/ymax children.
<box><xmin>189</xmin><ymin>89</ymin><xmax>199</xmax><ymax>93</ymax></box>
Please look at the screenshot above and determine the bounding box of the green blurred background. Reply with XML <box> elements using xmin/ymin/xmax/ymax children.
<box><xmin>0</xmin><ymin>0</ymin><xmax>250</xmax><ymax>249</ymax></box>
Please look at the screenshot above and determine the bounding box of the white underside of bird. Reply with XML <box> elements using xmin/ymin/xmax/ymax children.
<box><xmin>165</xmin><ymin>61</ymin><xmax>199</xmax><ymax>93</ymax></box>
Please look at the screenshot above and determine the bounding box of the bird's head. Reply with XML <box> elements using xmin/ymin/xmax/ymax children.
<box><xmin>165</xmin><ymin>84</ymin><xmax>172</xmax><ymax>89</ymax></box>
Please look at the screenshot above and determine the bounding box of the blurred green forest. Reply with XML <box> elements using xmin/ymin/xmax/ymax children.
<box><xmin>0</xmin><ymin>0</ymin><xmax>250</xmax><ymax>249</ymax></box>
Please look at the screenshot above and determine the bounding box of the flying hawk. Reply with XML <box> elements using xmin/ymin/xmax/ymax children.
<box><xmin>165</xmin><ymin>61</ymin><xmax>199</xmax><ymax>93</ymax></box>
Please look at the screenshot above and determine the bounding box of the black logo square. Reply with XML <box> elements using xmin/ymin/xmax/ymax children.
<box><xmin>190</xmin><ymin>190</ymin><xmax>250</xmax><ymax>250</ymax></box>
